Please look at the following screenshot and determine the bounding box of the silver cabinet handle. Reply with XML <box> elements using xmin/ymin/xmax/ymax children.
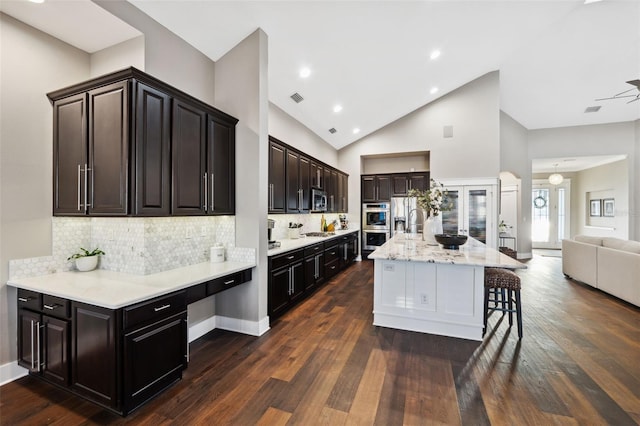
<box><xmin>210</xmin><ymin>173</ymin><xmax>215</xmax><ymax>211</ymax></box>
<box><xmin>203</xmin><ymin>173</ymin><xmax>208</xmax><ymax>211</ymax></box>
<box><xmin>18</xmin><ymin>297</ymin><xmax>29</xmax><ymax>302</ymax></box>
<box><xmin>154</xmin><ymin>304</ymin><xmax>171</xmax><ymax>312</ymax></box>
<box><xmin>43</xmin><ymin>304</ymin><xmax>60</xmax><ymax>310</ymax></box>
<box><xmin>30</xmin><ymin>320</ymin><xmax>35</xmax><ymax>371</ymax></box>
<box><xmin>286</xmin><ymin>255</ymin><xmax>295</xmax><ymax>260</ymax></box>
<box><xmin>84</xmin><ymin>164</ymin><xmax>91</xmax><ymax>209</ymax></box>
<box><xmin>224</xmin><ymin>279</ymin><xmax>235</xmax><ymax>285</ymax></box>
<box><xmin>269</xmin><ymin>184</ymin><xmax>274</xmax><ymax>210</ymax></box>
<box><xmin>298</xmin><ymin>189</ymin><xmax>303</xmax><ymax>211</ymax></box>
<box><xmin>184</xmin><ymin>318</ymin><xmax>189</xmax><ymax>362</ymax></box>
<box><xmin>36</xmin><ymin>321</ymin><xmax>41</xmax><ymax>372</ymax></box>
<box><xmin>77</xmin><ymin>164</ymin><xmax>82</xmax><ymax>211</ymax></box>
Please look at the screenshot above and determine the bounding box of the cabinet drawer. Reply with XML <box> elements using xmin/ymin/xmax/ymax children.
<box><xmin>17</xmin><ymin>289</ymin><xmax>41</xmax><ymax>311</ymax></box>
<box><xmin>325</xmin><ymin>259</ymin><xmax>340</xmax><ymax>279</ymax></box>
<box><xmin>124</xmin><ymin>291</ymin><xmax>186</xmax><ymax>330</ymax></box>
<box><xmin>324</xmin><ymin>245</ymin><xmax>340</xmax><ymax>263</ymax></box>
<box><xmin>304</xmin><ymin>243</ymin><xmax>324</xmax><ymax>258</ymax></box>
<box><xmin>43</xmin><ymin>295</ymin><xmax>70</xmax><ymax>319</ymax></box>
<box><xmin>185</xmin><ymin>283</ymin><xmax>207</xmax><ymax>305</ymax></box>
<box><xmin>207</xmin><ymin>269</ymin><xmax>252</xmax><ymax>296</ymax></box>
<box><xmin>271</xmin><ymin>249</ymin><xmax>303</xmax><ymax>270</ymax></box>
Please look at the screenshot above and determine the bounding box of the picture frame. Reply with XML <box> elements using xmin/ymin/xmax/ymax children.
<box><xmin>590</xmin><ymin>199</ymin><xmax>601</xmax><ymax>217</ymax></box>
<box><xmin>603</xmin><ymin>198</ymin><xmax>615</xmax><ymax>217</ymax></box>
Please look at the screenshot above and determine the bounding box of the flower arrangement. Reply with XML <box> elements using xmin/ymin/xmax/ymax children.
<box><xmin>407</xmin><ymin>178</ymin><xmax>451</xmax><ymax>217</ymax></box>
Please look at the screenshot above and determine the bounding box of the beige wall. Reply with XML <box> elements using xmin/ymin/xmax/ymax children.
<box><xmin>90</xmin><ymin>35</ymin><xmax>145</xmax><ymax>77</ymax></box>
<box><xmin>338</xmin><ymin>71</ymin><xmax>501</xmax><ymax>215</ymax></box>
<box><xmin>0</xmin><ymin>13</ymin><xmax>91</xmax><ymax>366</ymax></box>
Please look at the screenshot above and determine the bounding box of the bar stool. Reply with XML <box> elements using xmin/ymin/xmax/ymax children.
<box><xmin>483</xmin><ymin>267</ymin><xmax>523</xmax><ymax>339</ymax></box>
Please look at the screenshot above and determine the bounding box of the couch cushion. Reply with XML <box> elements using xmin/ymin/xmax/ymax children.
<box><xmin>601</xmin><ymin>237</ymin><xmax>640</xmax><ymax>254</ymax></box>
<box><xmin>574</xmin><ymin>235</ymin><xmax>603</xmax><ymax>246</ymax></box>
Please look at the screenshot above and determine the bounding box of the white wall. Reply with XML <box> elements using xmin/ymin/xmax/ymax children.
<box><xmin>362</xmin><ymin>153</ymin><xmax>429</xmax><ymax>174</ymax></box>
<box><xmin>213</xmin><ymin>29</ymin><xmax>269</xmax><ymax>328</ymax></box>
<box><xmin>500</xmin><ymin>111</ymin><xmax>532</xmax><ymax>257</ymax></box>
<box><xmin>90</xmin><ymin>35</ymin><xmax>145</xmax><ymax>77</ymax></box>
<box><xmin>0</xmin><ymin>13</ymin><xmax>91</xmax><ymax>366</ymax></box>
<box><xmin>529</xmin><ymin>121</ymin><xmax>638</xmax><ymax>241</ymax></box>
<box><xmin>269</xmin><ymin>103</ymin><xmax>338</xmax><ymax>168</ymax></box>
<box><xmin>338</xmin><ymin>71</ymin><xmax>501</xmax><ymax>215</ymax></box>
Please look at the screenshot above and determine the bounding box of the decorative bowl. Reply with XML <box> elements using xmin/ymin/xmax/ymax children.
<box><xmin>434</xmin><ymin>234</ymin><xmax>468</xmax><ymax>249</ymax></box>
<box><xmin>75</xmin><ymin>256</ymin><xmax>99</xmax><ymax>272</ymax></box>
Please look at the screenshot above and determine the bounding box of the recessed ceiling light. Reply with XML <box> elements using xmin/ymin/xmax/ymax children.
<box><xmin>29</xmin><ymin>0</ymin><xmax>45</xmax><ymax>3</ymax></box>
<box><xmin>430</xmin><ymin>50</ymin><xmax>441</xmax><ymax>60</ymax></box>
<box><xmin>333</xmin><ymin>105</ymin><xmax>343</xmax><ymax>113</ymax></box>
<box><xmin>430</xmin><ymin>87</ymin><xmax>439</xmax><ymax>95</ymax></box>
<box><xmin>299</xmin><ymin>67</ymin><xmax>311</xmax><ymax>78</ymax></box>
<box><xmin>353</xmin><ymin>128</ymin><xmax>360</xmax><ymax>134</ymax></box>
<box><xmin>584</xmin><ymin>0</ymin><xmax>603</xmax><ymax>4</ymax></box>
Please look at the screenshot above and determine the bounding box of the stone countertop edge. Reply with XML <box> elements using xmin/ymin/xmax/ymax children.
<box><xmin>7</xmin><ymin>260</ymin><xmax>256</xmax><ymax>310</ymax></box>
<box><xmin>268</xmin><ymin>229</ymin><xmax>360</xmax><ymax>256</ymax></box>
<box><xmin>367</xmin><ymin>234</ymin><xmax>526</xmax><ymax>270</ymax></box>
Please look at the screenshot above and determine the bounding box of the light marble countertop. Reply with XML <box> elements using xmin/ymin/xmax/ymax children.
<box><xmin>7</xmin><ymin>260</ymin><xmax>256</xmax><ymax>309</ymax></box>
<box><xmin>368</xmin><ymin>234</ymin><xmax>526</xmax><ymax>269</ymax></box>
<box><xmin>268</xmin><ymin>229</ymin><xmax>359</xmax><ymax>256</ymax></box>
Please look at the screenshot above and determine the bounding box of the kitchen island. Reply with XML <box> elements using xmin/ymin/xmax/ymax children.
<box><xmin>368</xmin><ymin>234</ymin><xmax>525</xmax><ymax>341</ymax></box>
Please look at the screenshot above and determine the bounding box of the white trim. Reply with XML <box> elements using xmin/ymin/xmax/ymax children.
<box><xmin>188</xmin><ymin>316</ymin><xmax>218</xmax><ymax>343</ymax></box>
<box><xmin>440</xmin><ymin>177</ymin><xmax>499</xmax><ymax>186</ymax></box>
<box><xmin>216</xmin><ymin>315</ymin><xmax>270</xmax><ymax>336</ymax></box>
<box><xmin>0</xmin><ymin>361</ymin><xmax>28</xmax><ymax>386</ymax></box>
<box><xmin>518</xmin><ymin>252</ymin><xmax>533</xmax><ymax>259</ymax></box>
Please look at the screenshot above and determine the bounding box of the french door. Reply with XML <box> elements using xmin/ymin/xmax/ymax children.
<box><xmin>532</xmin><ymin>179</ymin><xmax>570</xmax><ymax>249</ymax></box>
<box><xmin>442</xmin><ymin>185</ymin><xmax>495</xmax><ymax>247</ymax></box>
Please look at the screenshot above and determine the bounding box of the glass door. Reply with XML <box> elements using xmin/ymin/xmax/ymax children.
<box><xmin>442</xmin><ymin>185</ymin><xmax>494</xmax><ymax>245</ymax></box>
<box><xmin>532</xmin><ymin>179</ymin><xmax>570</xmax><ymax>249</ymax></box>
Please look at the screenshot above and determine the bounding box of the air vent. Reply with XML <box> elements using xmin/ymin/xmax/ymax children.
<box><xmin>585</xmin><ymin>106</ymin><xmax>601</xmax><ymax>113</ymax></box>
<box><xmin>328</xmin><ymin>128</ymin><xmax>337</xmax><ymax>134</ymax></box>
<box><xmin>290</xmin><ymin>92</ymin><xmax>304</xmax><ymax>103</ymax></box>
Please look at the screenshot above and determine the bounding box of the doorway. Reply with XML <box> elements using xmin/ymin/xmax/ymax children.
<box><xmin>532</xmin><ymin>179</ymin><xmax>570</xmax><ymax>249</ymax></box>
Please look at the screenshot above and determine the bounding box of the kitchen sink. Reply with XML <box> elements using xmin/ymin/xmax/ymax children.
<box><xmin>304</xmin><ymin>232</ymin><xmax>336</xmax><ymax>237</ymax></box>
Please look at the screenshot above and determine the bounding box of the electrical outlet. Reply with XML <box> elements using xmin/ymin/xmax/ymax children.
<box><xmin>420</xmin><ymin>294</ymin><xmax>428</xmax><ymax>304</ymax></box>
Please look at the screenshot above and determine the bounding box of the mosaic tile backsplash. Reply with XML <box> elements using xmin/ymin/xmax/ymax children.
<box><xmin>9</xmin><ymin>216</ymin><xmax>240</xmax><ymax>279</ymax></box>
<box><xmin>268</xmin><ymin>213</ymin><xmax>359</xmax><ymax>241</ymax></box>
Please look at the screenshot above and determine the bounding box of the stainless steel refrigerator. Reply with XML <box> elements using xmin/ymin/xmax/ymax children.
<box><xmin>390</xmin><ymin>197</ymin><xmax>425</xmax><ymax>237</ymax></box>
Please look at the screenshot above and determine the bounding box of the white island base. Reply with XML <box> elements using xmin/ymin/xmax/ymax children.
<box><xmin>373</xmin><ymin>260</ymin><xmax>485</xmax><ymax>341</ymax></box>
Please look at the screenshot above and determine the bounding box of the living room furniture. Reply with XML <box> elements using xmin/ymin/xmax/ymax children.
<box><xmin>562</xmin><ymin>235</ymin><xmax>640</xmax><ymax>307</ymax></box>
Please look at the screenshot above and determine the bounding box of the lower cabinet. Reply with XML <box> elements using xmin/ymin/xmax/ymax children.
<box><xmin>268</xmin><ymin>232</ymin><xmax>358</xmax><ymax>320</ymax></box>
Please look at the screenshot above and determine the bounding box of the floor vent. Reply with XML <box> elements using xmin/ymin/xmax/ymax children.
<box><xmin>328</xmin><ymin>128</ymin><xmax>337</xmax><ymax>134</ymax></box>
<box><xmin>584</xmin><ymin>106</ymin><xmax>601</xmax><ymax>113</ymax></box>
<box><xmin>290</xmin><ymin>92</ymin><xmax>304</xmax><ymax>103</ymax></box>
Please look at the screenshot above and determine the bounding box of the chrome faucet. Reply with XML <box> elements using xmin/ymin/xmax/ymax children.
<box><xmin>408</xmin><ymin>208</ymin><xmax>422</xmax><ymax>234</ymax></box>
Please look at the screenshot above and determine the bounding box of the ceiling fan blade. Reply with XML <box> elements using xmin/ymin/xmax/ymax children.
<box><xmin>626</xmin><ymin>79</ymin><xmax>640</xmax><ymax>88</ymax></box>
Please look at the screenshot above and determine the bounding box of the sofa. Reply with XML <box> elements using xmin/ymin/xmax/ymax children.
<box><xmin>562</xmin><ymin>235</ymin><xmax>640</xmax><ymax>308</ymax></box>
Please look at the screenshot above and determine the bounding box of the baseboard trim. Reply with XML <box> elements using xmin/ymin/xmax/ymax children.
<box><xmin>0</xmin><ymin>361</ymin><xmax>28</xmax><ymax>386</ymax></box>
<box><xmin>216</xmin><ymin>315</ymin><xmax>270</xmax><ymax>337</ymax></box>
<box><xmin>518</xmin><ymin>252</ymin><xmax>533</xmax><ymax>260</ymax></box>
<box><xmin>188</xmin><ymin>316</ymin><xmax>218</xmax><ymax>343</ymax></box>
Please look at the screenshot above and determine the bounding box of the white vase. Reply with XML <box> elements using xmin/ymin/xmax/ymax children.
<box><xmin>423</xmin><ymin>214</ymin><xmax>443</xmax><ymax>245</ymax></box>
<box><xmin>75</xmin><ymin>256</ymin><xmax>98</xmax><ymax>272</ymax></box>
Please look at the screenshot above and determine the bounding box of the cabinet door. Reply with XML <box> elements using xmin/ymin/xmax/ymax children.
<box><xmin>171</xmin><ymin>99</ymin><xmax>207</xmax><ymax>215</ymax></box>
<box><xmin>269</xmin><ymin>267</ymin><xmax>290</xmax><ymax>317</ymax></box>
<box><xmin>392</xmin><ymin>175</ymin><xmax>409</xmax><ymax>196</ymax></box>
<box><xmin>124</xmin><ymin>313</ymin><xmax>186</xmax><ymax>414</ymax></box>
<box><xmin>377</xmin><ymin>176</ymin><xmax>391</xmax><ymax>201</ymax></box>
<box><xmin>18</xmin><ymin>309</ymin><xmax>41</xmax><ymax>373</ymax></box>
<box><xmin>53</xmin><ymin>93</ymin><xmax>87</xmax><ymax>215</ymax></box>
<box><xmin>290</xmin><ymin>261</ymin><xmax>305</xmax><ymax>302</ymax></box>
<box><xmin>88</xmin><ymin>81</ymin><xmax>129</xmax><ymax>215</ymax></box>
<box><xmin>408</xmin><ymin>174</ymin><xmax>428</xmax><ymax>192</ymax></box>
<box><xmin>286</xmin><ymin>150</ymin><xmax>301</xmax><ymax>212</ymax></box>
<box><xmin>299</xmin><ymin>156</ymin><xmax>310</xmax><ymax>213</ymax></box>
<box><xmin>329</xmin><ymin>170</ymin><xmax>339</xmax><ymax>212</ymax></box>
<box><xmin>338</xmin><ymin>173</ymin><xmax>348</xmax><ymax>213</ymax></box>
<box><xmin>361</xmin><ymin>176</ymin><xmax>376</xmax><ymax>202</ymax></box>
<box><xmin>42</xmin><ymin>315</ymin><xmax>70</xmax><ymax>386</ymax></box>
<box><xmin>310</xmin><ymin>161</ymin><xmax>323</xmax><ymax>188</ymax></box>
<box><xmin>133</xmin><ymin>82</ymin><xmax>171</xmax><ymax>216</ymax></box>
<box><xmin>304</xmin><ymin>256</ymin><xmax>316</xmax><ymax>291</ymax></box>
<box><xmin>72</xmin><ymin>303</ymin><xmax>119</xmax><ymax>410</ymax></box>
<box><xmin>268</xmin><ymin>140</ymin><xmax>286</xmax><ymax>213</ymax></box>
<box><xmin>208</xmin><ymin>114</ymin><xmax>235</xmax><ymax>215</ymax></box>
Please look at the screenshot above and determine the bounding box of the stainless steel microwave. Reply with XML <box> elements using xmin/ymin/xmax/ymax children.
<box><xmin>311</xmin><ymin>188</ymin><xmax>327</xmax><ymax>212</ymax></box>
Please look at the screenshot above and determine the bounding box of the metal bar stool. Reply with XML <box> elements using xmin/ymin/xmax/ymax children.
<box><xmin>483</xmin><ymin>267</ymin><xmax>523</xmax><ymax>339</ymax></box>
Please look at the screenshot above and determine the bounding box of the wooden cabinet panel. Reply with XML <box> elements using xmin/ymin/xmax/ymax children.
<box><xmin>18</xmin><ymin>309</ymin><xmax>40</xmax><ymax>373</ymax></box>
<box><xmin>43</xmin><ymin>315</ymin><xmax>70</xmax><ymax>386</ymax></box>
<box><xmin>310</xmin><ymin>161</ymin><xmax>323</xmax><ymax>188</ymax></box>
<box><xmin>377</xmin><ymin>176</ymin><xmax>391</xmax><ymax>201</ymax></box>
<box><xmin>269</xmin><ymin>140</ymin><xmax>286</xmax><ymax>213</ymax></box>
<box><xmin>171</xmin><ymin>99</ymin><xmax>207</xmax><ymax>215</ymax></box>
<box><xmin>361</xmin><ymin>175</ymin><xmax>391</xmax><ymax>202</ymax></box>
<box><xmin>286</xmin><ymin>150</ymin><xmax>301</xmax><ymax>212</ymax></box>
<box><xmin>208</xmin><ymin>115</ymin><xmax>235</xmax><ymax>215</ymax></box>
<box><xmin>53</xmin><ymin>93</ymin><xmax>87</xmax><ymax>215</ymax></box>
<box><xmin>392</xmin><ymin>175</ymin><xmax>409</xmax><ymax>196</ymax></box>
<box><xmin>72</xmin><ymin>302</ymin><xmax>119</xmax><ymax>410</ymax></box>
<box><xmin>409</xmin><ymin>174</ymin><xmax>429</xmax><ymax>192</ymax></box>
<box><xmin>299</xmin><ymin>156</ymin><xmax>310</xmax><ymax>212</ymax></box>
<box><xmin>269</xmin><ymin>266</ymin><xmax>291</xmax><ymax>317</ymax></box>
<box><xmin>361</xmin><ymin>176</ymin><xmax>376</xmax><ymax>202</ymax></box>
<box><xmin>133</xmin><ymin>82</ymin><xmax>171</xmax><ymax>216</ymax></box>
<box><xmin>87</xmin><ymin>81</ymin><xmax>129</xmax><ymax>215</ymax></box>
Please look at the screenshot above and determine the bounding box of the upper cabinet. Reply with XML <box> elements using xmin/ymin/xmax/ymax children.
<box><xmin>361</xmin><ymin>175</ymin><xmax>391</xmax><ymax>202</ymax></box>
<box><xmin>268</xmin><ymin>136</ymin><xmax>348</xmax><ymax>214</ymax></box>
<box><xmin>391</xmin><ymin>173</ymin><xmax>429</xmax><ymax>196</ymax></box>
<box><xmin>363</xmin><ymin>172</ymin><xmax>429</xmax><ymax>201</ymax></box>
<box><xmin>48</xmin><ymin>67</ymin><xmax>238</xmax><ymax>217</ymax></box>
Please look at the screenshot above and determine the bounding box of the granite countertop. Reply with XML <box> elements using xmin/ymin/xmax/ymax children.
<box><xmin>368</xmin><ymin>234</ymin><xmax>526</xmax><ymax>269</ymax></box>
<box><xmin>268</xmin><ymin>229</ymin><xmax>359</xmax><ymax>256</ymax></box>
<box><xmin>7</xmin><ymin>260</ymin><xmax>256</xmax><ymax>309</ymax></box>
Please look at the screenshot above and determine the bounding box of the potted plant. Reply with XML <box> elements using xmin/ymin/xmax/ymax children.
<box><xmin>498</xmin><ymin>220</ymin><xmax>512</xmax><ymax>236</ymax></box>
<box><xmin>408</xmin><ymin>179</ymin><xmax>452</xmax><ymax>244</ymax></box>
<box><xmin>67</xmin><ymin>248</ymin><xmax>105</xmax><ymax>272</ymax></box>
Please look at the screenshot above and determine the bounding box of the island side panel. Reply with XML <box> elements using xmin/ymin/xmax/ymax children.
<box><xmin>373</xmin><ymin>259</ymin><xmax>484</xmax><ymax>341</ymax></box>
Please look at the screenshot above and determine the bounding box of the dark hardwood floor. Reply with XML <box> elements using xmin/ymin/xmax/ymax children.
<box><xmin>1</xmin><ymin>253</ymin><xmax>639</xmax><ymax>425</ymax></box>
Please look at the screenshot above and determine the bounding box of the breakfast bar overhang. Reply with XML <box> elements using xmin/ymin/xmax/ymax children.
<box><xmin>368</xmin><ymin>234</ymin><xmax>526</xmax><ymax>341</ymax></box>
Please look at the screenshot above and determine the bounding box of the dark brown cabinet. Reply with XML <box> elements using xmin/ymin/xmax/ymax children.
<box><xmin>49</xmin><ymin>67</ymin><xmax>237</xmax><ymax>217</ymax></box>
<box><xmin>268</xmin><ymin>250</ymin><xmax>305</xmax><ymax>318</ymax></box>
<box><xmin>391</xmin><ymin>173</ymin><xmax>429</xmax><ymax>196</ymax></box>
<box><xmin>304</xmin><ymin>243</ymin><xmax>325</xmax><ymax>292</ymax></box>
<box><xmin>337</xmin><ymin>172</ymin><xmax>349</xmax><ymax>213</ymax></box>
<box><xmin>310</xmin><ymin>161</ymin><xmax>323</xmax><ymax>188</ymax></box>
<box><xmin>268</xmin><ymin>139</ymin><xmax>287</xmax><ymax>213</ymax></box>
<box><xmin>361</xmin><ymin>175</ymin><xmax>391</xmax><ymax>202</ymax></box>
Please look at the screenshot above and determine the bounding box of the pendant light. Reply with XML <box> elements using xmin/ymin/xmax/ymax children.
<box><xmin>548</xmin><ymin>163</ymin><xmax>563</xmax><ymax>185</ymax></box>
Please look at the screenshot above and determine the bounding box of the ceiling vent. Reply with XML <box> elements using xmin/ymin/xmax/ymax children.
<box><xmin>328</xmin><ymin>128</ymin><xmax>337</xmax><ymax>134</ymax></box>
<box><xmin>290</xmin><ymin>92</ymin><xmax>304</xmax><ymax>103</ymax></box>
<box><xmin>584</xmin><ymin>106</ymin><xmax>601</xmax><ymax>113</ymax></box>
